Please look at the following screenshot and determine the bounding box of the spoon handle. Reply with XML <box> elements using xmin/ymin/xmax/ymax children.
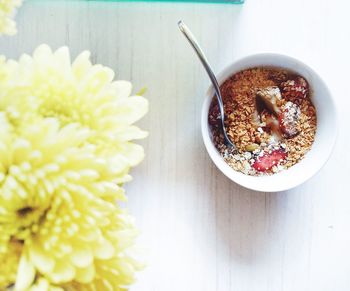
<box><xmin>178</xmin><ymin>21</ymin><xmax>234</xmax><ymax>147</ymax></box>
<box><xmin>178</xmin><ymin>21</ymin><xmax>221</xmax><ymax>93</ymax></box>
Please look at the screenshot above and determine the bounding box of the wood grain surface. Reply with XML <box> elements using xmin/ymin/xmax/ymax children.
<box><xmin>1</xmin><ymin>0</ymin><xmax>349</xmax><ymax>290</ymax></box>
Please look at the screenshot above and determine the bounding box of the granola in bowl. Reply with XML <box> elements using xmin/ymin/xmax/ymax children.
<box><xmin>209</xmin><ymin>67</ymin><xmax>317</xmax><ymax>176</ymax></box>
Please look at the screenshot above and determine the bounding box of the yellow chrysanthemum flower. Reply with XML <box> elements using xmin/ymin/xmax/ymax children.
<box><xmin>1</xmin><ymin>44</ymin><xmax>148</xmax><ymax>182</ymax></box>
<box><xmin>0</xmin><ymin>0</ymin><xmax>22</xmax><ymax>35</ymax></box>
<box><xmin>0</xmin><ymin>45</ymin><xmax>148</xmax><ymax>290</ymax></box>
<box><xmin>0</xmin><ymin>240</ymin><xmax>22</xmax><ymax>288</ymax></box>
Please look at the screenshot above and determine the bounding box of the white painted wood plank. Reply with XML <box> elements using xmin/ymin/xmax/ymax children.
<box><xmin>1</xmin><ymin>0</ymin><xmax>349</xmax><ymax>290</ymax></box>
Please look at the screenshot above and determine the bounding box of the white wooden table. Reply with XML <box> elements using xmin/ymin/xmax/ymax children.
<box><xmin>1</xmin><ymin>0</ymin><xmax>350</xmax><ymax>290</ymax></box>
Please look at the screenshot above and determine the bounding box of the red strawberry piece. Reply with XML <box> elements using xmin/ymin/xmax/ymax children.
<box><xmin>278</xmin><ymin>102</ymin><xmax>301</xmax><ymax>138</ymax></box>
<box><xmin>281</xmin><ymin>77</ymin><xmax>309</xmax><ymax>104</ymax></box>
<box><xmin>252</xmin><ymin>150</ymin><xmax>287</xmax><ymax>172</ymax></box>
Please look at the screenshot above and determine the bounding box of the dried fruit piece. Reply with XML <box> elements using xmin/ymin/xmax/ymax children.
<box><xmin>281</xmin><ymin>77</ymin><xmax>309</xmax><ymax>104</ymax></box>
<box><xmin>252</xmin><ymin>150</ymin><xmax>287</xmax><ymax>172</ymax></box>
<box><xmin>278</xmin><ymin>101</ymin><xmax>301</xmax><ymax>138</ymax></box>
<box><xmin>256</xmin><ymin>86</ymin><xmax>282</xmax><ymax>115</ymax></box>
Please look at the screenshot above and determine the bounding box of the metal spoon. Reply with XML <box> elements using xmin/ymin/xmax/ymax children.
<box><xmin>178</xmin><ymin>20</ymin><xmax>235</xmax><ymax>148</ymax></box>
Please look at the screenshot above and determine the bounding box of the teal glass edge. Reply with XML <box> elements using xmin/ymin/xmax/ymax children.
<box><xmin>31</xmin><ymin>0</ymin><xmax>244</xmax><ymax>3</ymax></box>
<box><xmin>30</xmin><ymin>0</ymin><xmax>244</xmax><ymax>3</ymax></box>
<box><xmin>87</xmin><ymin>0</ymin><xmax>244</xmax><ymax>3</ymax></box>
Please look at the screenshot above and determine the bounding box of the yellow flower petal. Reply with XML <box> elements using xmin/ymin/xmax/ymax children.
<box><xmin>50</xmin><ymin>259</ymin><xmax>76</xmax><ymax>284</ymax></box>
<box><xmin>72</xmin><ymin>51</ymin><xmax>92</xmax><ymax>80</ymax></box>
<box><xmin>93</xmin><ymin>238</ymin><xmax>115</xmax><ymax>260</ymax></box>
<box><xmin>53</xmin><ymin>47</ymin><xmax>71</xmax><ymax>70</ymax></box>
<box><xmin>75</xmin><ymin>264</ymin><xmax>95</xmax><ymax>284</ymax></box>
<box><xmin>29</xmin><ymin>243</ymin><xmax>55</xmax><ymax>273</ymax></box>
<box><xmin>121</xmin><ymin>143</ymin><xmax>145</xmax><ymax>167</ymax></box>
<box><xmin>114</xmin><ymin>126</ymin><xmax>148</xmax><ymax>141</ymax></box>
<box><xmin>113</xmin><ymin>80</ymin><xmax>132</xmax><ymax>99</ymax></box>
<box><xmin>15</xmin><ymin>253</ymin><xmax>35</xmax><ymax>291</ymax></box>
<box><xmin>114</xmin><ymin>96</ymin><xmax>149</xmax><ymax>125</ymax></box>
<box><xmin>70</xmin><ymin>247</ymin><xmax>94</xmax><ymax>268</ymax></box>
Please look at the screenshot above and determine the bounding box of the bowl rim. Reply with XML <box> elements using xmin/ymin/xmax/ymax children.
<box><xmin>201</xmin><ymin>52</ymin><xmax>338</xmax><ymax>192</ymax></box>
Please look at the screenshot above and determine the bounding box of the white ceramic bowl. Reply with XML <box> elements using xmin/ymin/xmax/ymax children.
<box><xmin>201</xmin><ymin>53</ymin><xmax>337</xmax><ymax>192</ymax></box>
